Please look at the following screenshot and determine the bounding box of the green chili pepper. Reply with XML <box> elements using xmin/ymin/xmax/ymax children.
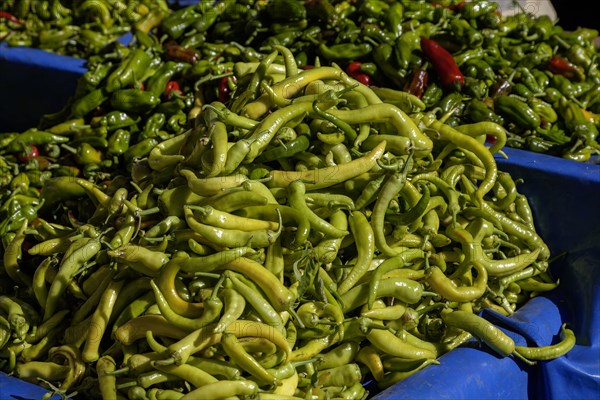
<box><xmin>124</xmin><ymin>138</ymin><xmax>159</xmax><ymax>165</ymax></box>
<box><xmin>145</xmin><ymin>61</ymin><xmax>186</xmax><ymax>97</ymax></box>
<box><xmin>105</xmin><ymin>48</ymin><xmax>152</xmax><ymax>93</ymax></box>
<box><xmin>150</xmin><ymin>280</ymin><xmax>222</xmax><ymax>332</ymax></box>
<box><xmin>318</xmin><ymin>42</ymin><xmax>373</xmax><ymax>61</ymax></box>
<box><xmin>94</xmin><ymin>111</ymin><xmax>138</xmax><ymax>131</ymax></box>
<box><xmin>438</xmin><ymin>92</ymin><xmax>464</xmax><ymax>116</ymax></box>
<box><xmin>43</xmin><ymin>237</ymin><xmax>101</xmax><ymax>321</ymax></box>
<box><xmin>224</xmin><ymin>271</ymin><xmax>285</xmax><ymax>335</ymax></box>
<box><xmin>511</xmin><ymin>83</ymin><xmax>535</xmax><ymax>99</ymax></box>
<box><xmin>385</xmin><ymin>2</ymin><xmax>404</xmax><ymax>39</ymax></box>
<box><xmin>558</xmin><ymin>97</ymin><xmax>599</xmax><ymax>144</ymax></box>
<box><xmin>463</xmin><ymin>77</ymin><xmax>488</xmax><ymax>100</ymax></box>
<box><xmin>267</xmin><ymin>0</ymin><xmax>307</xmax><ymax>21</ymax></box>
<box><xmin>110</xmin><ymin>89</ymin><xmax>160</xmax><ymax>114</ymax></box>
<box><xmin>515</xmin><ymin>323</ymin><xmax>576</xmax><ymax>361</ymax></box>
<box><xmin>450</xmin><ymin>18</ymin><xmax>484</xmax><ymax>48</ymax></box>
<box><xmin>359</xmin><ymin>0</ymin><xmax>389</xmax><ymax>18</ymax></box>
<box><xmin>464</xmin><ymin>59</ymin><xmax>496</xmax><ymax>82</ymax></box>
<box><xmin>264</xmin><ymin>30</ymin><xmax>303</xmax><ymax>48</ymax></box>
<box><xmin>421</xmin><ymin>82</ymin><xmax>444</xmax><ymax>108</ymax></box>
<box><xmin>160</xmin><ymin>5</ymin><xmax>200</xmax><ymax>39</ymax></box>
<box><xmin>442</xmin><ymin>310</ymin><xmax>517</xmax><ymax>358</ymax></box>
<box><xmin>107</xmin><ymin>129</ymin><xmax>131</xmax><ymax>156</ymax></box>
<box><xmin>154</xmin><ymin>97</ymin><xmax>187</xmax><ymax>116</ymax></box>
<box><xmin>7</xmin><ymin>129</ymin><xmax>69</xmax><ymax>153</ymax></box>
<box><xmin>494</xmin><ymin>96</ymin><xmax>541</xmax><ymax>130</ymax></box>
<box><xmin>529</xmin><ymin>98</ymin><xmax>558</xmax><ymax>124</ymax></box>
<box><xmin>362</xmin><ymin>23</ymin><xmax>394</xmax><ymax>45</ymax></box>
<box><xmin>453</xmin><ymin>48</ymin><xmax>485</xmax><ymax>66</ymax></box>
<box><xmin>466</xmin><ymin>99</ymin><xmax>504</xmax><ymax>125</ymax></box>
<box><xmin>363</xmin><ymin>46</ymin><xmax>398</xmax><ymax>87</ymax></box>
<box><xmin>75</xmin><ymin>142</ymin><xmax>103</xmax><ymax>165</ymax></box>
<box><xmin>255</xmin><ymin>135</ymin><xmax>310</xmax><ymax>163</ymax></box>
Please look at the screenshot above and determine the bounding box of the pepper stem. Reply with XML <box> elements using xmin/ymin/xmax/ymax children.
<box><xmin>194</xmin><ymin>71</ymin><xmax>234</xmax><ymax>91</ymax></box>
<box><xmin>192</xmin><ymin>272</ymin><xmax>222</xmax><ymax>279</ymax></box>
<box><xmin>130</xmin><ymin>181</ymin><xmax>143</xmax><ymax>194</ymax></box>
<box><xmin>210</xmin><ymin>274</ymin><xmax>226</xmax><ymax>300</ymax></box>
<box><xmin>287</xmin><ymin>307</ymin><xmax>305</xmax><ymax>329</ymax></box>
<box><xmin>60</xmin><ymin>143</ymin><xmax>78</xmax><ymax>154</ymax></box>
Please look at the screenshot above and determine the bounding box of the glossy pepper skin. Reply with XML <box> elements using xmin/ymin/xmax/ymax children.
<box><xmin>547</xmin><ymin>56</ymin><xmax>585</xmax><ymax>82</ymax></box>
<box><xmin>94</xmin><ymin>111</ymin><xmax>138</xmax><ymax>131</ymax></box>
<box><xmin>160</xmin><ymin>6</ymin><xmax>200</xmax><ymax>39</ymax></box>
<box><xmin>6</xmin><ymin>129</ymin><xmax>69</xmax><ymax>153</ymax></box>
<box><xmin>420</xmin><ymin>37</ymin><xmax>464</xmax><ymax>89</ymax></box>
<box><xmin>110</xmin><ymin>89</ymin><xmax>160</xmax><ymax>114</ymax></box>
<box><xmin>558</xmin><ymin>97</ymin><xmax>599</xmax><ymax>145</ymax></box>
<box><xmin>107</xmin><ymin>129</ymin><xmax>131</xmax><ymax>156</ymax></box>
<box><xmin>459</xmin><ymin>0</ymin><xmax>497</xmax><ymax>19</ymax></box>
<box><xmin>373</xmin><ymin>43</ymin><xmax>405</xmax><ymax>87</ymax></box>
<box><xmin>145</xmin><ymin>61</ymin><xmax>186</xmax><ymax>97</ymax></box>
<box><xmin>450</xmin><ymin>18</ymin><xmax>483</xmax><ymax>48</ymax></box>
<box><xmin>421</xmin><ymin>82</ymin><xmax>443</xmax><ymax>108</ymax></box>
<box><xmin>70</xmin><ymin>89</ymin><xmax>108</xmax><ymax>118</ymax></box>
<box><xmin>105</xmin><ymin>49</ymin><xmax>152</xmax><ymax>93</ymax></box>
<box><xmin>494</xmin><ymin>96</ymin><xmax>541</xmax><ymax>130</ymax></box>
<box><xmin>403</xmin><ymin>68</ymin><xmax>429</xmax><ymax>99</ymax></box>
<box><xmin>467</xmin><ymin>99</ymin><xmax>504</xmax><ymax>125</ymax></box>
<box><xmin>318</xmin><ymin>43</ymin><xmax>373</xmax><ymax>61</ymax></box>
<box><xmin>395</xmin><ymin>30</ymin><xmax>421</xmax><ymax>71</ymax></box>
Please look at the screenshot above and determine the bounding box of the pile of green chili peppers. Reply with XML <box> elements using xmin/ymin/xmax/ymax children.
<box><xmin>130</xmin><ymin>0</ymin><xmax>599</xmax><ymax>161</ymax></box>
<box><xmin>0</xmin><ymin>42</ymin><xmax>576</xmax><ymax>399</ymax></box>
<box><xmin>0</xmin><ymin>0</ymin><xmax>170</xmax><ymax>57</ymax></box>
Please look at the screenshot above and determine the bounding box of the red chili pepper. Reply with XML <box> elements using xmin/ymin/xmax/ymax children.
<box><xmin>346</xmin><ymin>61</ymin><xmax>362</xmax><ymax>75</ymax></box>
<box><xmin>345</xmin><ymin>61</ymin><xmax>371</xmax><ymax>86</ymax></box>
<box><xmin>403</xmin><ymin>68</ymin><xmax>429</xmax><ymax>98</ymax></box>
<box><xmin>547</xmin><ymin>56</ymin><xmax>584</xmax><ymax>82</ymax></box>
<box><xmin>351</xmin><ymin>72</ymin><xmax>371</xmax><ymax>86</ymax></box>
<box><xmin>164</xmin><ymin>41</ymin><xmax>199</xmax><ymax>63</ymax></box>
<box><xmin>420</xmin><ymin>37</ymin><xmax>464</xmax><ymax>89</ymax></box>
<box><xmin>486</xmin><ymin>134</ymin><xmax>497</xmax><ymax>145</ymax></box>
<box><xmin>18</xmin><ymin>145</ymin><xmax>39</xmax><ymax>163</ymax></box>
<box><xmin>218</xmin><ymin>77</ymin><xmax>232</xmax><ymax>103</ymax></box>
<box><xmin>0</xmin><ymin>11</ymin><xmax>24</xmax><ymax>25</ymax></box>
<box><xmin>164</xmin><ymin>81</ymin><xmax>182</xmax><ymax>99</ymax></box>
<box><xmin>303</xmin><ymin>65</ymin><xmax>315</xmax><ymax>70</ymax></box>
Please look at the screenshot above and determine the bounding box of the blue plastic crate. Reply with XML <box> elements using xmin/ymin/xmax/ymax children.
<box><xmin>0</xmin><ymin>42</ymin><xmax>86</xmax><ymax>133</ymax></box>
<box><xmin>374</xmin><ymin>147</ymin><xmax>600</xmax><ymax>399</ymax></box>
<box><xmin>0</xmin><ymin>33</ymin><xmax>134</xmax><ymax>133</ymax></box>
<box><xmin>0</xmin><ymin>371</ymin><xmax>63</xmax><ymax>400</ymax></box>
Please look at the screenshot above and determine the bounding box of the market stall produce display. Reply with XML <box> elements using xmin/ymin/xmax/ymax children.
<box><xmin>0</xmin><ymin>0</ymin><xmax>170</xmax><ymax>58</ymax></box>
<box><xmin>2</xmin><ymin>0</ymin><xmax>599</xmax><ymax>161</ymax></box>
<box><xmin>124</xmin><ymin>0</ymin><xmax>599</xmax><ymax>161</ymax></box>
<box><xmin>0</xmin><ymin>49</ymin><xmax>572</xmax><ymax>400</ymax></box>
<box><xmin>0</xmin><ymin>1</ymin><xmax>597</xmax><ymax>399</ymax></box>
